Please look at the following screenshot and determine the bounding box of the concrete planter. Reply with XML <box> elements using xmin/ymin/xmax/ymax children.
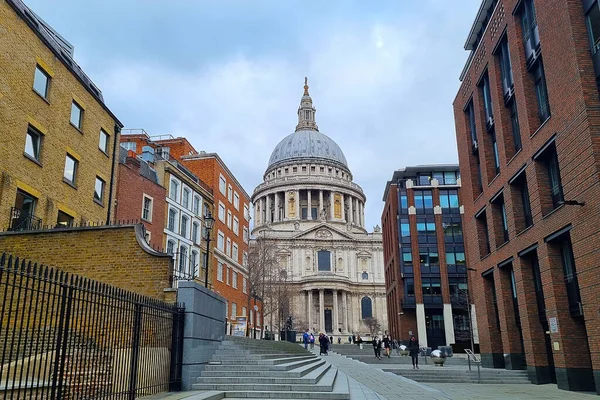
<box><xmin>431</xmin><ymin>350</ymin><xmax>446</xmax><ymax>366</ymax></box>
<box><xmin>400</xmin><ymin>350</ymin><xmax>409</xmax><ymax>356</ymax></box>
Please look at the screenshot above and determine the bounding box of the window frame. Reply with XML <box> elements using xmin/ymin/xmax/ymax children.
<box><xmin>219</xmin><ymin>175</ymin><xmax>227</xmax><ymax>195</ymax></box>
<box><xmin>180</xmin><ymin>215</ymin><xmax>189</xmax><ymax>238</ymax></box>
<box><xmin>25</xmin><ymin>125</ymin><xmax>43</xmax><ymax>162</ymax></box>
<box><xmin>217</xmin><ymin>262</ymin><xmax>224</xmax><ymax>282</ymax></box>
<box><xmin>94</xmin><ymin>176</ymin><xmax>105</xmax><ymax>205</ymax></box>
<box><xmin>218</xmin><ymin>202</ymin><xmax>226</xmax><ymax>222</ymax></box>
<box><xmin>70</xmin><ymin>101</ymin><xmax>84</xmax><ymax>130</ymax></box>
<box><xmin>63</xmin><ymin>154</ymin><xmax>78</xmax><ymax>186</ymax></box>
<box><xmin>233</xmin><ymin>192</ymin><xmax>240</xmax><ymax>210</ymax></box>
<box><xmin>33</xmin><ymin>65</ymin><xmax>50</xmax><ymax>99</ymax></box>
<box><xmin>99</xmin><ymin>129</ymin><xmax>109</xmax><ymax>154</ymax></box>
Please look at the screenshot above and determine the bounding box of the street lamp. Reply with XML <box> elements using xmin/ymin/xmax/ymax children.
<box><xmin>203</xmin><ymin>212</ymin><xmax>215</xmax><ymax>288</ymax></box>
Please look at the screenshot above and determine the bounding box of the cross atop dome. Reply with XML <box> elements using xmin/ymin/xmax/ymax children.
<box><xmin>296</xmin><ymin>77</ymin><xmax>318</xmax><ymax>132</ymax></box>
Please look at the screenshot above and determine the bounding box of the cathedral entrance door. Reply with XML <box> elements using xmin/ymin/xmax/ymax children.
<box><xmin>324</xmin><ymin>310</ymin><xmax>332</xmax><ymax>333</ymax></box>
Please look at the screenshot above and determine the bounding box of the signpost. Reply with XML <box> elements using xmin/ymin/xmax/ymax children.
<box><xmin>232</xmin><ymin>316</ymin><xmax>247</xmax><ymax>337</ymax></box>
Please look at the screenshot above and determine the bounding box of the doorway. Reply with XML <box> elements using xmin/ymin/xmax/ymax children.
<box><xmin>324</xmin><ymin>310</ymin><xmax>332</xmax><ymax>333</ymax></box>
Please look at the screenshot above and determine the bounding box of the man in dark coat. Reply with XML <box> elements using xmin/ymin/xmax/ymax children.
<box><xmin>408</xmin><ymin>335</ymin><xmax>420</xmax><ymax>369</ymax></box>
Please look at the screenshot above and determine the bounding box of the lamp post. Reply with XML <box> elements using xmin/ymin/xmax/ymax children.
<box><xmin>203</xmin><ymin>212</ymin><xmax>215</xmax><ymax>288</ymax></box>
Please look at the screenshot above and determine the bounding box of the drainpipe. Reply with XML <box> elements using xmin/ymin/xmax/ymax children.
<box><xmin>106</xmin><ymin>123</ymin><xmax>121</xmax><ymax>225</ymax></box>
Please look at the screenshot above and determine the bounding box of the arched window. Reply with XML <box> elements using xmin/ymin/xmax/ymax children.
<box><xmin>362</xmin><ymin>271</ymin><xmax>369</xmax><ymax>280</ymax></box>
<box><xmin>179</xmin><ymin>246</ymin><xmax>187</xmax><ymax>272</ymax></box>
<box><xmin>166</xmin><ymin>240</ymin><xmax>175</xmax><ymax>255</ymax></box>
<box><xmin>361</xmin><ymin>296</ymin><xmax>372</xmax><ymax>319</ymax></box>
<box><xmin>317</xmin><ymin>250</ymin><xmax>331</xmax><ymax>271</ymax></box>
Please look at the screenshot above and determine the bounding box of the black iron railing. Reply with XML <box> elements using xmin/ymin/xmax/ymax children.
<box><xmin>8</xmin><ymin>207</ymin><xmax>42</xmax><ymax>231</ymax></box>
<box><xmin>0</xmin><ymin>251</ymin><xmax>184</xmax><ymax>399</ymax></box>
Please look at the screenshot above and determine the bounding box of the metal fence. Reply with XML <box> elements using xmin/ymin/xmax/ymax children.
<box><xmin>0</xmin><ymin>252</ymin><xmax>184</xmax><ymax>399</ymax></box>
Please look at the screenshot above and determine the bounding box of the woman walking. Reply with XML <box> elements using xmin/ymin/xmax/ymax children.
<box><xmin>372</xmin><ymin>336</ymin><xmax>382</xmax><ymax>360</ymax></box>
<box><xmin>382</xmin><ymin>335</ymin><xmax>391</xmax><ymax>358</ymax></box>
<box><xmin>408</xmin><ymin>335</ymin><xmax>420</xmax><ymax>369</ymax></box>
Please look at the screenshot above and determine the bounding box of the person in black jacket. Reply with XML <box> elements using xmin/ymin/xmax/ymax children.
<box><xmin>318</xmin><ymin>333</ymin><xmax>330</xmax><ymax>355</ymax></box>
<box><xmin>382</xmin><ymin>335</ymin><xmax>391</xmax><ymax>358</ymax></box>
<box><xmin>408</xmin><ymin>335</ymin><xmax>420</xmax><ymax>369</ymax></box>
<box><xmin>372</xmin><ymin>336</ymin><xmax>382</xmax><ymax>360</ymax></box>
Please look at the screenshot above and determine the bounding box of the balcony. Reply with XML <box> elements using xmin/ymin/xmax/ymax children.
<box><xmin>8</xmin><ymin>207</ymin><xmax>42</xmax><ymax>231</ymax></box>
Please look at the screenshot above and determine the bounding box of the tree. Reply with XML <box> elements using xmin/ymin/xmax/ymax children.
<box><xmin>363</xmin><ymin>318</ymin><xmax>382</xmax><ymax>337</ymax></box>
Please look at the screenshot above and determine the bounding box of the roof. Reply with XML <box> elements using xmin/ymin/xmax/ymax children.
<box><xmin>6</xmin><ymin>0</ymin><xmax>123</xmax><ymax>127</ymax></box>
<box><xmin>118</xmin><ymin>147</ymin><xmax>160</xmax><ymax>184</ymax></box>
<box><xmin>464</xmin><ymin>0</ymin><xmax>498</xmax><ymax>51</ymax></box>
<box><xmin>382</xmin><ymin>164</ymin><xmax>460</xmax><ymax>201</ymax></box>
<box><xmin>267</xmin><ymin>129</ymin><xmax>348</xmax><ymax>171</ymax></box>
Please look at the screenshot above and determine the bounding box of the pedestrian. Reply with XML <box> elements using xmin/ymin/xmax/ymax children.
<box><xmin>338</xmin><ymin>336</ymin><xmax>341</xmax><ymax>344</ymax></box>
<box><xmin>408</xmin><ymin>335</ymin><xmax>420</xmax><ymax>369</ymax></box>
<box><xmin>352</xmin><ymin>334</ymin><xmax>356</xmax><ymax>344</ymax></box>
<box><xmin>319</xmin><ymin>333</ymin><xmax>330</xmax><ymax>356</ymax></box>
<box><xmin>303</xmin><ymin>329</ymin><xmax>309</xmax><ymax>350</ymax></box>
<box><xmin>356</xmin><ymin>335</ymin><xmax>363</xmax><ymax>349</ymax></box>
<box><xmin>309</xmin><ymin>333</ymin><xmax>315</xmax><ymax>350</ymax></box>
<box><xmin>382</xmin><ymin>335</ymin><xmax>391</xmax><ymax>358</ymax></box>
<box><xmin>372</xmin><ymin>336</ymin><xmax>382</xmax><ymax>360</ymax></box>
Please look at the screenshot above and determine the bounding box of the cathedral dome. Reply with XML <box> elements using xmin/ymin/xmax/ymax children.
<box><xmin>267</xmin><ymin>129</ymin><xmax>348</xmax><ymax>170</ymax></box>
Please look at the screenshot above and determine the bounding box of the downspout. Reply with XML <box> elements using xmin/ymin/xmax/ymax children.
<box><xmin>106</xmin><ymin>123</ymin><xmax>121</xmax><ymax>225</ymax></box>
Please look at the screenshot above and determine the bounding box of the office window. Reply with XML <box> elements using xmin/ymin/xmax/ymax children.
<box><xmin>244</xmin><ymin>204</ymin><xmax>249</xmax><ymax>221</ymax></box>
<box><xmin>170</xmin><ymin>180</ymin><xmax>179</xmax><ymax>202</ymax></box>
<box><xmin>217</xmin><ymin>262</ymin><xmax>224</xmax><ymax>282</ymax></box>
<box><xmin>232</xmin><ymin>243</ymin><xmax>238</xmax><ymax>262</ymax></box>
<box><xmin>33</xmin><ymin>65</ymin><xmax>50</xmax><ymax>98</ymax></box>
<box><xmin>492</xmin><ymin>132</ymin><xmax>500</xmax><ymax>175</ymax></box>
<box><xmin>449</xmin><ymin>276</ymin><xmax>468</xmax><ymax>297</ymax></box>
<box><xmin>443</xmin><ymin>171</ymin><xmax>458</xmax><ymax>185</ymax></box>
<box><xmin>179</xmin><ymin>246</ymin><xmax>187</xmax><ymax>272</ymax></box>
<box><xmin>99</xmin><ymin>129</ymin><xmax>109</xmax><ymax>153</ymax></box>
<box><xmin>361</xmin><ymin>297</ymin><xmax>372</xmax><ymax>319</ymax></box>
<box><xmin>232</xmin><ymin>271</ymin><xmax>238</xmax><ymax>289</ymax></box>
<box><xmin>218</xmin><ymin>202</ymin><xmax>225</xmax><ymax>222</ymax></box>
<box><xmin>219</xmin><ymin>175</ymin><xmax>226</xmax><ymax>195</ymax></box>
<box><xmin>182</xmin><ymin>188</ymin><xmax>190</xmax><ymax>209</ymax></box>
<box><xmin>168</xmin><ymin>209</ymin><xmax>177</xmax><ymax>231</ymax></box>
<box><xmin>475</xmin><ymin>210</ymin><xmax>491</xmax><ymax>258</ymax></box>
<box><xmin>510</xmin><ymin>171</ymin><xmax>533</xmax><ymax>230</ymax></box>
<box><xmin>421</xmin><ymin>278</ymin><xmax>442</xmax><ymax>296</ymax></box>
<box><xmin>419</xmin><ymin>249</ymin><xmax>440</xmax><ymax>274</ymax></box>
<box><xmin>491</xmin><ymin>193</ymin><xmax>509</xmax><ymax>244</ymax></box>
<box><xmin>414</xmin><ymin>190</ymin><xmax>433</xmax><ymax>214</ymax></box>
<box><xmin>56</xmin><ymin>210</ymin><xmax>74</xmax><ymax>227</ymax></box>
<box><xmin>193</xmin><ymin>196</ymin><xmax>200</xmax><ymax>215</ymax></box>
<box><xmin>94</xmin><ymin>177</ymin><xmax>105</xmax><ymax>204</ymax></box>
<box><xmin>519</xmin><ymin>0</ymin><xmax>540</xmax><ymax>63</ymax></box>
<box><xmin>508</xmin><ymin>99</ymin><xmax>522</xmax><ymax>153</ymax></box>
<box><xmin>532</xmin><ymin>59</ymin><xmax>550</xmax><ymax>122</ymax></box>
<box><xmin>63</xmin><ymin>154</ymin><xmax>78</xmax><ymax>185</ymax></box>
<box><xmin>467</xmin><ymin>100</ymin><xmax>478</xmax><ymax>147</ymax></box>
<box><xmin>439</xmin><ymin>190</ymin><xmax>459</xmax><ymax>212</ymax></box>
<box><xmin>400</xmin><ymin>218</ymin><xmax>411</xmax><ymax>244</ymax></box>
<box><xmin>481</xmin><ymin>72</ymin><xmax>494</xmax><ymax>129</ymax></box>
<box><xmin>417</xmin><ymin>174</ymin><xmax>431</xmax><ymax>186</ymax></box>
<box><xmin>180</xmin><ymin>215</ymin><xmax>189</xmax><ymax>238</ymax></box>
<box><xmin>498</xmin><ymin>38</ymin><xmax>514</xmax><ymax>97</ymax></box>
<box><xmin>558</xmin><ymin>236</ymin><xmax>582</xmax><ymax>317</ymax></box>
<box><xmin>416</xmin><ymin>219</ymin><xmax>437</xmax><ymax>244</ymax></box>
<box><xmin>192</xmin><ymin>222</ymin><xmax>200</xmax><ymax>244</ymax></box>
<box><xmin>226</xmin><ymin>238</ymin><xmax>231</xmax><ymax>256</ymax></box>
<box><xmin>231</xmin><ymin>303</ymin><xmax>237</xmax><ymax>318</ymax></box>
<box><xmin>227</xmin><ymin>210</ymin><xmax>232</xmax><ymax>228</ymax></box>
<box><xmin>228</xmin><ymin>185</ymin><xmax>233</xmax><ymax>202</ymax></box>
<box><xmin>445</xmin><ymin>247</ymin><xmax>466</xmax><ymax>267</ymax></box>
<box><xmin>317</xmin><ymin>250</ymin><xmax>331</xmax><ymax>271</ymax></box>
<box><xmin>535</xmin><ymin>141</ymin><xmax>564</xmax><ymax>211</ymax></box>
<box><xmin>217</xmin><ymin>231</ymin><xmax>225</xmax><ymax>251</ymax></box>
<box><xmin>234</xmin><ymin>192</ymin><xmax>240</xmax><ymax>210</ymax></box>
<box><xmin>25</xmin><ymin>126</ymin><xmax>42</xmax><ymax>161</ymax></box>
<box><xmin>70</xmin><ymin>101</ymin><xmax>83</xmax><ymax>129</ymax></box>
<box><xmin>443</xmin><ymin>217</ymin><xmax>463</xmax><ymax>243</ymax></box>
<box><xmin>405</xmin><ymin>278</ymin><xmax>415</xmax><ymax>297</ymax></box>
<box><xmin>233</xmin><ymin>217</ymin><xmax>239</xmax><ymax>235</ymax></box>
<box><xmin>399</xmin><ymin>194</ymin><xmax>408</xmax><ymax>213</ymax></box>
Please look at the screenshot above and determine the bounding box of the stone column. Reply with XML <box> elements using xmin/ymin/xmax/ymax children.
<box><xmin>319</xmin><ymin>190</ymin><xmax>324</xmax><ymax>217</ymax></box>
<box><xmin>342</xmin><ymin>291</ymin><xmax>349</xmax><ymax>333</ymax></box>
<box><xmin>307</xmin><ymin>190</ymin><xmax>312</xmax><ymax>220</ymax></box>
<box><xmin>274</xmin><ymin>192</ymin><xmax>279</xmax><ymax>222</ymax></box>
<box><xmin>341</xmin><ymin>195</ymin><xmax>345</xmax><ymax>222</ymax></box>
<box><xmin>349</xmin><ymin>196</ymin><xmax>354</xmax><ymax>224</ymax></box>
<box><xmin>261</xmin><ymin>197</ymin><xmax>266</xmax><ymax>225</ymax></box>
<box><xmin>329</xmin><ymin>192</ymin><xmax>334</xmax><ymax>220</ymax></box>
<box><xmin>266</xmin><ymin>195</ymin><xmax>271</xmax><ymax>223</ymax></box>
<box><xmin>284</xmin><ymin>191</ymin><xmax>289</xmax><ymax>220</ymax></box>
<box><xmin>333</xmin><ymin>290</ymin><xmax>339</xmax><ymax>334</ymax></box>
<box><xmin>295</xmin><ymin>190</ymin><xmax>300</xmax><ymax>220</ymax></box>
<box><xmin>308</xmin><ymin>290</ymin><xmax>313</xmax><ymax>331</ymax></box>
<box><xmin>359</xmin><ymin>202</ymin><xmax>364</xmax><ymax>227</ymax></box>
<box><xmin>319</xmin><ymin>289</ymin><xmax>325</xmax><ymax>333</ymax></box>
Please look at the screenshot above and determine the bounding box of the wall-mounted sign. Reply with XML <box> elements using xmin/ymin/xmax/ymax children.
<box><xmin>549</xmin><ymin>317</ymin><xmax>558</xmax><ymax>333</ymax></box>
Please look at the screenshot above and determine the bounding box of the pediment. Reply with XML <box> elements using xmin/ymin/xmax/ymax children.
<box><xmin>356</xmin><ymin>250</ymin><xmax>372</xmax><ymax>258</ymax></box>
<box><xmin>292</xmin><ymin>223</ymin><xmax>356</xmax><ymax>241</ymax></box>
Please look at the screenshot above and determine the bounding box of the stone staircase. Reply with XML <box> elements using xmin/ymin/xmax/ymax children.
<box><xmin>332</xmin><ymin>344</ymin><xmax>470</xmax><ymax>366</ymax></box>
<box><xmin>192</xmin><ymin>336</ymin><xmax>350</xmax><ymax>399</ymax></box>
<box><xmin>384</xmin><ymin>367</ymin><xmax>531</xmax><ymax>384</ymax></box>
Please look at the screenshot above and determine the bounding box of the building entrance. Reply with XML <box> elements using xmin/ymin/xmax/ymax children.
<box><xmin>324</xmin><ymin>309</ymin><xmax>332</xmax><ymax>333</ymax></box>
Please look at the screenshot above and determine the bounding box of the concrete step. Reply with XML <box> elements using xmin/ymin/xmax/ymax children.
<box><xmin>385</xmin><ymin>369</ymin><xmax>531</xmax><ymax>384</ymax></box>
<box><xmin>197</xmin><ymin>363</ymin><xmax>331</xmax><ymax>385</ymax></box>
<box><xmin>201</xmin><ymin>359</ymin><xmax>327</xmax><ymax>378</ymax></box>
<box><xmin>214</xmin><ymin>355</ymin><xmax>317</xmax><ymax>365</ymax></box>
<box><xmin>212</xmin><ymin>353</ymin><xmax>293</xmax><ymax>360</ymax></box>
<box><xmin>204</xmin><ymin>357</ymin><xmax>320</xmax><ymax>372</ymax></box>
<box><xmin>193</xmin><ymin>368</ymin><xmax>339</xmax><ymax>394</ymax></box>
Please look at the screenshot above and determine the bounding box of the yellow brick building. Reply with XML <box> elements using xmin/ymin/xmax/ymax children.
<box><xmin>0</xmin><ymin>0</ymin><xmax>123</xmax><ymax>231</ymax></box>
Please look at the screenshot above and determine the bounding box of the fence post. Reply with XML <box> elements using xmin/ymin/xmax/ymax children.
<box><xmin>50</xmin><ymin>275</ymin><xmax>74</xmax><ymax>400</ymax></box>
<box><xmin>128</xmin><ymin>303</ymin><xmax>142</xmax><ymax>400</ymax></box>
<box><xmin>169</xmin><ymin>306</ymin><xmax>185</xmax><ymax>391</ymax></box>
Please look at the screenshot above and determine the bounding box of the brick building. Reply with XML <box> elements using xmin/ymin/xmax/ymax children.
<box><xmin>119</xmin><ymin>131</ymin><xmax>215</xmax><ymax>287</ymax></box>
<box><xmin>0</xmin><ymin>0</ymin><xmax>122</xmax><ymax>231</ymax></box>
<box><xmin>114</xmin><ymin>148</ymin><xmax>166</xmax><ymax>249</ymax></box>
<box><xmin>381</xmin><ymin>166</ymin><xmax>478</xmax><ymax>352</ymax></box>
<box><xmin>181</xmin><ymin>153</ymin><xmax>257</xmax><ymax>335</ymax></box>
<box><xmin>454</xmin><ymin>0</ymin><xmax>600</xmax><ymax>393</ymax></box>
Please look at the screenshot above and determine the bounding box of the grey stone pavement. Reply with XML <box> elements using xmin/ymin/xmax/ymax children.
<box><xmin>322</xmin><ymin>350</ymin><xmax>598</xmax><ymax>400</ymax></box>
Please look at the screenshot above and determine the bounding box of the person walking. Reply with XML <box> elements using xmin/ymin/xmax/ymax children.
<box><xmin>309</xmin><ymin>333</ymin><xmax>315</xmax><ymax>350</ymax></box>
<box><xmin>408</xmin><ymin>335</ymin><xmax>420</xmax><ymax>369</ymax></box>
<box><xmin>319</xmin><ymin>333</ymin><xmax>330</xmax><ymax>356</ymax></box>
<box><xmin>303</xmin><ymin>329</ymin><xmax>309</xmax><ymax>350</ymax></box>
<box><xmin>383</xmin><ymin>335</ymin><xmax>391</xmax><ymax>358</ymax></box>
<box><xmin>372</xmin><ymin>336</ymin><xmax>382</xmax><ymax>360</ymax></box>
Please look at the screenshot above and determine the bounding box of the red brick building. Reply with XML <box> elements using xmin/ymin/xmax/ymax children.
<box><xmin>114</xmin><ymin>148</ymin><xmax>166</xmax><ymax>249</ymax></box>
<box><xmin>454</xmin><ymin>0</ymin><xmax>600</xmax><ymax>393</ymax></box>
<box><xmin>382</xmin><ymin>166</ymin><xmax>476</xmax><ymax>352</ymax></box>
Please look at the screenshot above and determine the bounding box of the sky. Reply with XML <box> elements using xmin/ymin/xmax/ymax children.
<box><xmin>24</xmin><ymin>0</ymin><xmax>481</xmax><ymax>230</ymax></box>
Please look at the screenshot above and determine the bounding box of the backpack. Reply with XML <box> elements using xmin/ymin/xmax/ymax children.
<box><xmin>309</xmin><ymin>334</ymin><xmax>314</xmax><ymax>343</ymax></box>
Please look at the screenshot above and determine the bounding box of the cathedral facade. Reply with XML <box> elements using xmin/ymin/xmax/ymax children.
<box><xmin>251</xmin><ymin>80</ymin><xmax>388</xmax><ymax>336</ymax></box>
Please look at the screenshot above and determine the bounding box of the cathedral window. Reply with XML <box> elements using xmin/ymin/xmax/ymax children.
<box><xmin>317</xmin><ymin>250</ymin><xmax>331</xmax><ymax>271</ymax></box>
<box><xmin>362</xmin><ymin>271</ymin><xmax>369</xmax><ymax>280</ymax></box>
<box><xmin>361</xmin><ymin>297</ymin><xmax>373</xmax><ymax>319</ymax></box>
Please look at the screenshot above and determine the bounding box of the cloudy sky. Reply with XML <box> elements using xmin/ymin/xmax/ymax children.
<box><xmin>25</xmin><ymin>0</ymin><xmax>480</xmax><ymax>229</ymax></box>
